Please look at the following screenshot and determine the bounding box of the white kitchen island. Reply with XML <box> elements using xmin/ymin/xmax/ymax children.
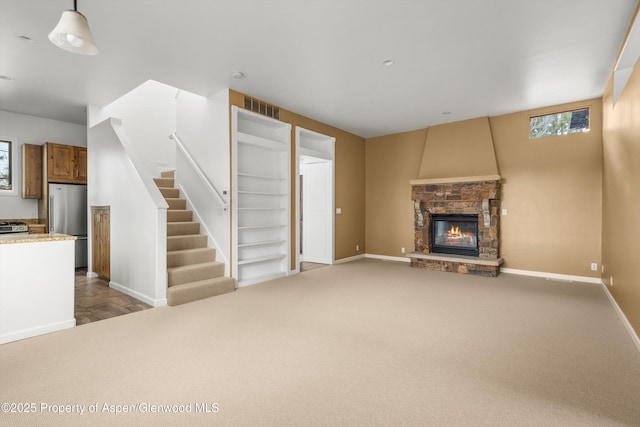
<box><xmin>0</xmin><ymin>233</ymin><xmax>76</xmax><ymax>344</ymax></box>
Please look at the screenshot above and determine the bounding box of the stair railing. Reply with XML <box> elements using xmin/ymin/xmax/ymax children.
<box><xmin>169</xmin><ymin>132</ymin><xmax>228</xmax><ymax>211</ymax></box>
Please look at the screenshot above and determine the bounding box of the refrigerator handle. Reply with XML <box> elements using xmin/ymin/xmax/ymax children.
<box><xmin>49</xmin><ymin>195</ymin><xmax>54</xmax><ymax>233</ymax></box>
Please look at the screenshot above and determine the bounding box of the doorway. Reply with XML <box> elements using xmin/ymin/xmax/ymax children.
<box><xmin>295</xmin><ymin>127</ymin><xmax>335</xmax><ymax>273</ymax></box>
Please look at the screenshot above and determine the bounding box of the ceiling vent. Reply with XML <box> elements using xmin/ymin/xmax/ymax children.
<box><xmin>244</xmin><ymin>96</ymin><xmax>280</xmax><ymax>120</ymax></box>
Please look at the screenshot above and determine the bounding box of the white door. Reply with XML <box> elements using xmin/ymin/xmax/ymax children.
<box><xmin>301</xmin><ymin>159</ymin><xmax>332</xmax><ymax>264</ymax></box>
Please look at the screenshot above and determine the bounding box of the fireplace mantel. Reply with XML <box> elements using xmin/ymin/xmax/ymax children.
<box><xmin>410</xmin><ymin>175</ymin><xmax>501</xmax><ymax>186</ymax></box>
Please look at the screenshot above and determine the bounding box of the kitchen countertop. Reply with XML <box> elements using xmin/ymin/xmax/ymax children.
<box><xmin>0</xmin><ymin>233</ymin><xmax>77</xmax><ymax>245</ymax></box>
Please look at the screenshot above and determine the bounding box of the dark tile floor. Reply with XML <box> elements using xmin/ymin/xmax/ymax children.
<box><xmin>74</xmin><ymin>271</ymin><xmax>152</xmax><ymax>325</ymax></box>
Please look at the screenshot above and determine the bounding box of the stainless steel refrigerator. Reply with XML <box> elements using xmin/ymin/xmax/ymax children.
<box><xmin>49</xmin><ymin>183</ymin><xmax>88</xmax><ymax>268</ymax></box>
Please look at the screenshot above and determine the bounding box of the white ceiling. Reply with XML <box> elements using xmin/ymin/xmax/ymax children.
<box><xmin>0</xmin><ymin>0</ymin><xmax>637</xmax><ymax>138</ymax></box>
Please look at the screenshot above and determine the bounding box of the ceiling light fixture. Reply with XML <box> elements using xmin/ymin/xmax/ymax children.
<box><xmin>381</xmin><ymin>59</ymin><xmax>395</xmax><ymax>66</ymax></box>
<box><xmin>48</xmin><ymin>0</ymin><xmax>99</xmax><ymax>55</ymax></box>
<box><xmin>232</xmin><ymin>71</ymin><xmax>245</xmax><ymax>79</ymax></box>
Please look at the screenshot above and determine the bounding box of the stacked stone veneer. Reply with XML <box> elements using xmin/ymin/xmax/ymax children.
<box><xmin>410</xmin><ymin>178</ymin><xmax>502</xmax><ymax>277</ymax></box>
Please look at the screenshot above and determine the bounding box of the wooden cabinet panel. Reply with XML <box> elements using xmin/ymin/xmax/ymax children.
<box><xmin>91</xmin><ymin>206</ymin><xmax>110</xmax><ymax>280</ymax></box>
<box><xmin>76</xmin><ymin>147</ymin><xmax>88</xmax><ymax>183</ymax></box>
<box><xmin>22</xmin><ymin>144</ymin><xmax>43</xmax><ymax>199</ymax></box>
<box><xmin>45</xmin><ymin>142</ymin><xmax>87</xmax><ymax>184</ymax></box>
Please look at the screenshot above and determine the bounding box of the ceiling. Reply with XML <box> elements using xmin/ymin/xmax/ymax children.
<box><xmin>0</xmin><ymin>0</ymin><xmax>637</xmax><ymax>138</ymax></box>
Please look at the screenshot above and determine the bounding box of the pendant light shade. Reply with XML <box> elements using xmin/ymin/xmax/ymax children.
<box><xmin>48</xmin><ymin>1</ymin><xmax>99</xmax><ymax>55</ymax></box>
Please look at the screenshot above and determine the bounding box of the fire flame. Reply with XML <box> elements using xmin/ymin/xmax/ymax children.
<box><xmin>447</xmin><ymin>226</ymin><xmax>462</xmax><ymax>237</ymax></box>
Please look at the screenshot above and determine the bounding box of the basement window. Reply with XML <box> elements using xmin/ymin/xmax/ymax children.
<box><xmin>0</xmin><ymin>139</ymin><xmax>12</xmax><ymax>192</ymax></box>
<box><xmin>529</xmin><ymin>108</ymin><xmax>590</xmax><ymax>139</ymax></box>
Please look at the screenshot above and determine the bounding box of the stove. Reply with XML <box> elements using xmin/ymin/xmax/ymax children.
<box><xmin>0</xmin><ymin>222</ymin><xmax>29</xmax><ymax>234</ymax></box>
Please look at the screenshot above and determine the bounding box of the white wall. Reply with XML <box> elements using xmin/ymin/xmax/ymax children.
<box><xmin>88</xmin><ymin>118</ymin><xmax>167</xmax><ymax>306</ymax></box>
<box><xmin>0</xmin><ymin>110</ymin><xmax>86</xmax><ymax>220</ymax></box>
<box><xmin>175</xmin><ymin>89</ymin><xmax>231</xmax><ymax>269</ymax></box>
<box><xmin>89</xmin><ymin>80</ymin><xmax>178</xmax><ymax>177</ymax></box>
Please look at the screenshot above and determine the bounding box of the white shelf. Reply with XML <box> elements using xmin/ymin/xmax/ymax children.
<box><xmin>238</xmin><ymin>240</ymin><xmax>286</xmax><ymax>248</ymax></box>
<box><xmin>232</xmin><ymin>106</ymin><xmax>291</xmax><ymax>288</ymax></box>
<box><xmin>238</xmin><ymin>190</ymin><xmax>286</xmax><ymax>196</ymax></box>
<box><xmin>238</xmin><ymin>207</ymin><xmax>286</xmax><ymax>211</ymax></box>
<box><xmin>237</xmin><ymin>131</ymin><xmax>287</xmax><ymax>151</ymax></box>
<box><xmin>238</xmin><ymin>173</ymin><xmax>285</xmax><ymax>181</ymax></box>
<box><xmin>238</xmin><ymin>254</ymin><xmax>287</xmax><ymax>266</ymax></box>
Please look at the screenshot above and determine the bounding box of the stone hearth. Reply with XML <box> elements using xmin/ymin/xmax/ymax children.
<box><xmin>409</xmin><ymin>175</ymin><xmax>503</xmax><ymax>277</ymax></box>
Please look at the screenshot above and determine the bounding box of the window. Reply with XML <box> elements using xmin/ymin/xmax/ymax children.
<box><xmin>529</xmin><ymin>108</ymin><xmax>590</xmax><ymax>139</ymax></box>
<box><xmin>0</xmin><ymin>139</ymin><xmax>11</xmax><ymax>190</ymax></box>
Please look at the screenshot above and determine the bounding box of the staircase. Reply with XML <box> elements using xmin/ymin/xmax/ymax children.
<box><xmin>155</xmin><ymin>170</ymin><xmax>235</xmax><ymax>306</ymax></box>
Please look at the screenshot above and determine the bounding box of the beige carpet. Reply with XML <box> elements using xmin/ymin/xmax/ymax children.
<box><xmin>2</xmin><ymin>259</ymin><xmax>640</xmax><ymax>426</ymax></box>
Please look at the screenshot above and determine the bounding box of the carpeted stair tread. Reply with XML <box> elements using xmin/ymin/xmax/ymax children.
<box><xmin>167</xmin><ymin>221</ymin><xmax>200</xmax><ymax>236</ymax></box>
<box><xmin>159</xmin><ymin>187</ymin><xmax>180</xmax><ymax>198</ymax></box>
<box><xmin>168</xmin><ymin>261</ymin><xmax>226</xmax><ymax>286</ymax></box>
<box><xmin>168</xmin><ymin>209</ymin><xmax>193</xmax><ymax>222</ymax></box>
<box><xmin>167</xmin><ymin>247</ymin><xmax>217</xmax><ymax>268</ymax></box>
<box><xmin>166</xmin><ymin>277</ymin><xmax>235</xmax><ymax>306</ymax></box>
<box><xmin>153</xmin><ymin>177</ymin><xmax>175</xmax><ymax>188</ymax></box>
<box><xmin>167</xmin><ymin>234</ymin><xmax>208</xmax><ymax>251</ymax></box>
<box><xmin>166</xmin><ymin>198</ymin><xmax>187</xmax><ymax>210</ymax></box>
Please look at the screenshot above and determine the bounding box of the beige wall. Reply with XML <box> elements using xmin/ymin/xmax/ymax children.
<box><xmin>365</xmin><ymin>129</ymin><xmax>427</xmax><ymax>257</ymax></box>
<box><xmin>229</xmin><ymin>90</ymin><xmax>366</xmax><ymax>267</ymax></box>
<box><xmin>490</xmin><ymin>99</ymin><xmax>602</xmax><ymax>277</ymax></box>
<box><xmin>418</xmin><ymin>117</ymin><xmax>498</xmax><ymax>179</ymax></box>
<box><xmin>602</xmin><ymin>49</ymin><xmax>640</xmax><ymax>335</ymax></box>
<box><xmin>365</xmin><ymin>100</ymin><xmax>603</xmax><ymax>278</ymax></box>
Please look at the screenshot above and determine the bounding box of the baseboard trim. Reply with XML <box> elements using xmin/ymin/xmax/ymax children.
<box><xmin>365</xmin><ymin>254</ymin><xmax>411</xmax><ymax>263</ymax></box>
<box><xmin>599</xmin><ymin>281</ymin><xmax>640</xmax><ymax>355</ymax></box>
<box><xmin>333</xmin><ymin>254</ymin><xmax>365</xmax><ymax>264</ymax></box>
<box><xmin>0</xmin><ymin>318</ymin><xmax>76</xmax><ymax>345</ymax></box>
<box><xmin>109</xmin><ymin>281</ymin><xmax>164</xmax><ymax>307</ymax></box>
<box><xmin>500</xmin><ymin>268</ymin><xmax>601</xmax><ymax>284</ymax></box>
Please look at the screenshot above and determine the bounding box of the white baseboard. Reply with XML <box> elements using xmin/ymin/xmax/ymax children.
<box><xmin>500</xmin><ymin>267</ymin><xmax>601</xmax><ymax>284</ymax></box>
<box><xmin>0</xmin><ymin>318</ymin><xmax>76</xmax><ymax>345</ymax></box>
<box><xmin>109</xmin><ymin>281</ymin><xmax>164</xmax><ymax>307</ymax></box>
<box><xmin>599</xmin><ymin>281</ymin><xmax>640</xmax><ymax>355</ymax></box>
<box><xmin>333</xmin><ymin>254</ymin><xmax>365</xmax><ymax>264</ymax></box>
<box><xmin>365</xmin><ymin>254</ymin><xmax>411</xmax><ymax>263</ymax></box>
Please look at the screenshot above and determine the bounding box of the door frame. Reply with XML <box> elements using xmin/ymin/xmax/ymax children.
<box><xmin>294</xmin><ymin>127</ymin><xmax>335</xmax><ymax>274</ymax></box>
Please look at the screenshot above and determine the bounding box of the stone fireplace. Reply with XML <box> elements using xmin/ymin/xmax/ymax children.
<box><xmin>408</xmin><ymin>175</ymin><xmax>503</xmax><ymax>277</ymax></box>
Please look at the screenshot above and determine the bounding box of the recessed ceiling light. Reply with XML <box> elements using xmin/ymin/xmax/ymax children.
<box><xmin>381</xmin><ymin>59</ymin><xmax>395</xmax><ymax>66</ymax></box>
<box><xmin>16</xmin><ymin>35</ymin><xmax>36</xmax><ymax>43</ymax></box>
<box><xmin>232</xmin><ymin>71</ymin><xmax>245</xmax><ymax>79</ymax></box>
<box><xmin>0</xmin><ymin>75</ymin><xmax>14</xmax><ymax>81</ymax></box>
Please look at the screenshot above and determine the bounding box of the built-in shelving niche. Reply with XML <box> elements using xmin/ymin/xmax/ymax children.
<box><xmin>231</xmin><ymin>106</ymin><xmax>291</xmax><ymax>287</ymax></box>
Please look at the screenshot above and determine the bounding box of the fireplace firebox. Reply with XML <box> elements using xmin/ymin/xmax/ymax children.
<box><xmin>431</xmin><ymin>214</ymin><xmax>479</xmax><ymax>257</ymax></box>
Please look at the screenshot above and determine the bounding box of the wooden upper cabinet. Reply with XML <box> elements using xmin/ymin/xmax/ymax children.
<box><xmin>76</xmin><ymin>147</ymin><xmax>88</xmax><ymax>183</ymax></box>
<box><xmin>22</xmin><ymin>144</ymin><xmax>43</xmax><ymax>199</ymax></box>
<box><xmin>45</xmin><ymin>142</ymin><xmax>87</xmax><ymax>184</ymax></box>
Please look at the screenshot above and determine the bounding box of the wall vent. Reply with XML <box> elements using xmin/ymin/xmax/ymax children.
<box><xmin>243</xmin><ymin>96</ymin><xmax>280</xmax><ymax>120</ymax></box>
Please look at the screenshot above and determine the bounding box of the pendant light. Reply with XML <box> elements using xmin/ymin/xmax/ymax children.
<box><xmin>48</xmin><ymin>0</ymin><xmax>99</xmax><ymax>55</ymax></box>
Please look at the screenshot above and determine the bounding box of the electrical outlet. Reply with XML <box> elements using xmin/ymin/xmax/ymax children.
<box><xmin>501</xmin><ymin>209</ymin><xmax>507</xmax><ymax>216</ymax></box>
<box><xmin>610</xmin><ymin>275</ymin><xmax>614</xmax><ymax>287</ymax></box>
<box><xmin>356</xmin><ymin>245</ymin><xmax>359</xmax><ymax>251</ymax></box>
<box><xmin>590</xmin><ymin>263</ymin><xmax>597</xmax><ymax>271</ymax></box>
<box><xmin>401</xmin><ymin>247</ymin><xmax>406</xmax><ymax>254</ymax></box>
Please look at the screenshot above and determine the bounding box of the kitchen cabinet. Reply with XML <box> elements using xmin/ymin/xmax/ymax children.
<box><xmin>45</xmin><ymin>142</ymin><xmax>87</xmax><ymax>184</ymax></box>
<box><xmin>92</xmin><ymin>206</ymin><xmax>110</xmax><ymax>280</ymax></box>
<box><xmin>21</xmin><ymin>144</ymin><xmax>43</xmax><ymax>199</ymax></box>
